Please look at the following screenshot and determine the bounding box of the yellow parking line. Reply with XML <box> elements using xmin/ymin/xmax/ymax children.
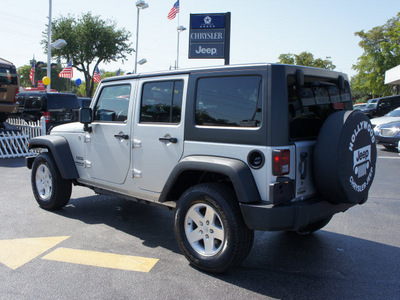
<box><xmin>0</xmin><ymin>236</ymin><xmax>70</xmax><ymax>270</ymax></box>
<box><xmin>42</xmin><ymin>248</ymin><xmax>159</xmax><ymax>273</ymax></box>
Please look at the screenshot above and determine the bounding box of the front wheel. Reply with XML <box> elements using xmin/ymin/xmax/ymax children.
<box><xmin>31</xmin><ymin>152</ymin><xmax>72</xmax><ymax>210</ymax></box>
<box><xmin>174</xmin><ymin>183</ymin><xmax>254</xmax><ymax>273</ymax></box>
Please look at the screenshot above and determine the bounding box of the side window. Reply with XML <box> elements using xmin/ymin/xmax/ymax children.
<box><xmin>93</xmin><ymin>84</ymin><xmax>131</xmax><ymax>122</ymax></box>
<box><xmin>140</xmin><ymin>80</ymin><xmax>183</xmax><ymax>123</ymax></box>
<box><xmin>195</xmin><ymin>76</ymin><xmax>262</xmax><ymax>127</ymax></box>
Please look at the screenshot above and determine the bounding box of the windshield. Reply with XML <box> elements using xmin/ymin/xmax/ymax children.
<box><xmin>366</xmin><ymin>99</ymin><xmax>378</xmax><ymax>108</ymax></box>
<box><xmin>386</xmin><ymin>109</ymin><xmax>400</xmax><ymax>117</ymax></box>
<box><xmin>0</xmin><ymin>66</ymin><xmax>18</xmax><ymax>85</ymax></box>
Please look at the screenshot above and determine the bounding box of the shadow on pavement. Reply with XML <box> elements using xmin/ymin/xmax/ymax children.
<box><xmin>0</xmin><ymin>157</ymin><xmax>26</xmax><ymax>168</ymax></box>
<box><xmin>55</xmin><ymin>194</ymin><xmax>400</xmax><ymax>299</ymax></box>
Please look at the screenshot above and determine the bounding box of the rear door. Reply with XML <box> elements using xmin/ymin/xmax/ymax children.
<box><xmin>288</xmin><ymin>73</ymin><xmax>352</xmax><ymax>199</ymax></box>
<box><xmin>132</xmin><ymin>75</ymin><xmax>187</xmax><ymax>193</ymax></box>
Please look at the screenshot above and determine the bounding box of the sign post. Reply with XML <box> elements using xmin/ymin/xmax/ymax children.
<box><xmin>189</xmin><ymin>12</ymin><xmax>231</xmax><ymax>65</ymax></box>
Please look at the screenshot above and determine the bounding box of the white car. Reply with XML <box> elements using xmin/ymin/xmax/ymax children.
<box><xmin>370</xmin><ymin>107</ymin><xmax>400</xmax><ymax>127</ymax></box>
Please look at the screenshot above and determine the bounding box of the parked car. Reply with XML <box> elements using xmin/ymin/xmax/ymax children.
<box><xmin>26</xmin><ymin>64</ymin><xmax>377</xmax><ymax>273</ymax></box>
<box><xmin>0</xmin><ymin>58</ymin><xmax>19</xmax><ymax>124</ymax></box>
<box><xmin>16</xmin><ymin>91</ymin><xmax>82</xmax><ymax>132</ymax></box>
<box><xmin>360</xmin><ymin>95</ymin><xmax>400</xmax><ymax>118</ymax></box>
<box><xmin>370</xmin><ymin>107</ymin><xmax>400</xmax><ymax>128</ymax></box>
<box><xmin>374</xmin><ymin>120</ymin><xmax>400</xmax><ymax>150</ymax></box>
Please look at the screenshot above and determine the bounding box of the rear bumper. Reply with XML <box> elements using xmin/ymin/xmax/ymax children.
<box><xmin>376</xmin><ymin>136</ymin><xmax>400</xmax><ymax>147</ymax></box>
<box><xmin>240</xmin><ymin>197</ymin><xmax>354</xmax><ymax>231</ymax></box>
<box><xmin>0</xmin><ymin>102</ymin><xmax>18</xmax><ymax>114</ymax></box>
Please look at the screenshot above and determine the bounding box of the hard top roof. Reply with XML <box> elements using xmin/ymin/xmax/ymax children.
<box><xmin>101</xmin><ymin>63</ymin><xmax>348</xmax><ymax>83</ymax></box>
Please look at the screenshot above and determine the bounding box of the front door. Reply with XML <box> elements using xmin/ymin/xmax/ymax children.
<box><xmin>85</xmin><ymin>83</ymin><xmax>133</xmax><ymax>184</ymax></box>
<box><xmin>132</xmin><ymin>76</ymin><xmax>187</xmax><ymax>193</ymax></box>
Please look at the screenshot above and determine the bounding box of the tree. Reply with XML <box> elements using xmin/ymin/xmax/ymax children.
<box><xmin>18</xmin><ymin>62</ymin><xmax>75</xmax><ymax>92</ymax></box>
<box><xmin>278</xmin><ymin>51</ymin><xmax>336</xmax><ymax>70</ymax></box>
<box><xmin>352</xmin><ymin>12</ymin><xmax>400</xmax><ymax>98</ymax></box>
<box><xmin>42</xmin><ymin>13</ymin><xmax>133</xmax><ymax>97</ymax></box>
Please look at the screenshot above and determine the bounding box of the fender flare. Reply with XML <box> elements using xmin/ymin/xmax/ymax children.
<box><xmin>28</xmin><ymin>135</ymin><xmax>79</xmax><ymax>180</ymax></box>
<box><xmin>159</xmin><ymin>156</ymin><xmax>261</xmax><ymax>204</ymax></box>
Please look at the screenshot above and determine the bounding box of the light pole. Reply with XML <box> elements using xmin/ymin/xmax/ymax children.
<box><xmin>46</xmin><ymin>0</ymin><xmax>52</xmax><ymax>92</ymax></box>
<box><xmin>176</xmin><ymin>25</ymin><xmax>186</xmax><ymax>69</ymax></box>
<box><xmin>46</xmin><ymin>0</ymin><xmax>66</xmax><ymax>92</ymax></box>
<box><xmin>134</xmin><ymin>0</ymin><xmax>149</xmax><ymax>74</ymax></box>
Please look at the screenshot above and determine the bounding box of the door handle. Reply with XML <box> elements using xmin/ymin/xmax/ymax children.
<box><xmin>159</xmin><ymin>137</ymin><xmax>178</xmax><ymax>143</ymax></box>
<box><xmin>114</xmin><ymin>133</ymin><xmax>129</xmax><ymax>140</ymax></box>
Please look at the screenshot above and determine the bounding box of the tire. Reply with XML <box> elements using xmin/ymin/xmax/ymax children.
<box><xmin>174</xmin><ymin>183</ymin><xmax>254</xmax><ymax>273</ymax></box>
<box><xmin>314</xmin><ymin>110</ymin><xmax>377</xmax><ymax>204</ymax></box>
<box><xmin>295</xmin><ymin>216</ymin><xmax>332</xmax><ymax>234</ymax></box>
<box><xmin>383</xmin><ymin>145</ymin><xmax>396</xmax><ymax>150</ymax></box>
<box><xmin>31</xmin><ymin>152</ymin><xmax>72</xmax><ymax>210</ymax></box>
<box><xmin>0</xmin><ymin>113</ymin><xmax>7</xmax><ymax>124</ymax></box>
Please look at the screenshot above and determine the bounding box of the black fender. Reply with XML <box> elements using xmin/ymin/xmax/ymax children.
<box><xmin>159</xmin><ymin>156</ymin><xmax>261</xmax><ymax>204</ymax></box>
<box><xmin>27</xmin><ymin>135</ymin><xmax>79</xmax><ymax>180</ymax></box>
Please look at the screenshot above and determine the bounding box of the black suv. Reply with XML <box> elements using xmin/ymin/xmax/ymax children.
<box><xmin>16</xmin><ymin>91</ymin><xmax>81</xmax><ymax>131</ymax></box>
<box><xmin>26</xmin><ymin>64</ymin><xmax>377</xmax><ymax>273</ymax></box>
<box><xmin>360</xmin><ymin>95</ymin><xmax>400</xmax><ymax>118</ymax></box>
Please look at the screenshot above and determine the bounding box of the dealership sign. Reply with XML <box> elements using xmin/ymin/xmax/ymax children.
<box><xmin>189</xmin><ymin>13</ymin><xmax>231</xmax><ymax>64</ymax></box>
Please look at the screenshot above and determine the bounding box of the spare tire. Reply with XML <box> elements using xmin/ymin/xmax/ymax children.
<box><xmin>313</xmin><ymin>110</ymin><xmax>377</xmax><ymax>204</ymax></box>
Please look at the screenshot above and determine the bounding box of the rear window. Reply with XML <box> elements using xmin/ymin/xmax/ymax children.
<box><xmin>47</xmin><ymin>94</ymin><xmax>79</xmax><ymax>109</ymax></box>
<box><xmin>195</xmin><ymin>75</ymin><xmax>262</xmax><ymax>127</ymax></box>
<box><xmin>288</xmin><ymin>75</ymin><xmax>352</xmax><ymax>140</ymax></box>
<box><xmin>0</xmin><ymin>66</ymin><xmax>18</xmax><ymax>85</ymax></box>
<box><xmin>24</xmin><ymin>96</ymin><xmax>43</xmax><ymax>109</ymax></box>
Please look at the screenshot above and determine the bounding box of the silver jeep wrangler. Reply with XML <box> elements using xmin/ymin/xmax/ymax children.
<box><xmin>27</xmin><ymin>64</ymin><xmax>377</xmax><ymax>273</ymax></box>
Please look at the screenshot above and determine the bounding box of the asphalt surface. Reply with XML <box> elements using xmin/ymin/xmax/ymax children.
<box><xmin>0</xmin><ymin>145</ymin><xmax>399</xmax><ymax>300</ymax></box>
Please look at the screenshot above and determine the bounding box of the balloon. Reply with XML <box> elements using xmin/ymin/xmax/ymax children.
<box><xmin>42</xmin><ymin>76</ymin><xmax>51</xmax><ymax>86</ymax></box>
<box><xmin>75</xmin><ymin>78</ymin><xmax>82</xmax><ymax>86</ymax></box>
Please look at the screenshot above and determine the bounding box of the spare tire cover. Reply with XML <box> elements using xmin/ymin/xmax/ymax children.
<box><xmin>313</xmin><ymin>110</ymin><xmax>377</xmax><ymax>204</ymax></box>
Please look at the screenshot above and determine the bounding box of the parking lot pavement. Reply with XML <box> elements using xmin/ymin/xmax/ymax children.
<box><xmin>0</xmin><ymin>146</ymin><xmax>399</xmax><ymax>300</ymax></box>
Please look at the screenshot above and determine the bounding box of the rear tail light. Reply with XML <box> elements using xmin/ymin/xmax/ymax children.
<box><xmin>42</xmin><ymin>111</ymin><xmax>51</xmax><ymax>123</ymax></box>
<box><xmin>272</xmin><ymin>149</ymin><xmax>290</xmax><ymax>176</ymax></box>
<box><xmin>14</xmin><ymin>87</ymin><xmax>19</xmax><ymax>103</ymax></box>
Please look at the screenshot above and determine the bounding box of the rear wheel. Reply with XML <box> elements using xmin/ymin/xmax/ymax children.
<box><xmin>174</xmin><ymin>183</ymin><xmax>254</xmax><ymax>273</ymax></box>
<box><xmin>31</xmin><ymin>152</ymin><xmax>72</xmax><ymax>210</ymax></box>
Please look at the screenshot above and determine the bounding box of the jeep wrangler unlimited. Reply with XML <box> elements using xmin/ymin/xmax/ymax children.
<box><xmin>26</xmin><ymin>64</ymin><xmax>377</xmax><ymax>273</ymax></box>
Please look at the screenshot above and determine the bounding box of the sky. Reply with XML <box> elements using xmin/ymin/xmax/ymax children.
<box><xmin>1</xmin><ymin>0</ymin><xmax>400</xmax><ymax>81</ymax></box>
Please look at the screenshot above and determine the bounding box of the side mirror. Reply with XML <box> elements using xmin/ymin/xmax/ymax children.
<box><xmin>79</xmin><ymin>107</ymin><xmax>92</xmax><ymax>132</ymax></box>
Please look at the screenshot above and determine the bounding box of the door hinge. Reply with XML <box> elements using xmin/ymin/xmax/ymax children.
<box><xmin>133</xmin><ymin>139</ymin><xmax>142</xmax><ymax>148</ymax></box>
<box><xmin>84</xmin><ymin>160</ymin><xmax>92</xmax><ymax>168</ymax></box>
<box><xmin>132</xmin><ymin>168</ymin><xmax>141</xmax><ymax>178</ymax></box>
<box><xmin>84</xmin><ymin>135</ymin><xmax>91</xmax><ymax>143</ymax></box>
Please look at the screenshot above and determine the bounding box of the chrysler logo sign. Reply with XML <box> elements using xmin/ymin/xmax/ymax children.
<box><xmin>189</xmin><ymin>13</ymin><xmax>231</xmax><ymax>62</ymax></box>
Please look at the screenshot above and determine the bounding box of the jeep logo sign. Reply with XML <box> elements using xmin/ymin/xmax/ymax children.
<box><xmin>189</xmin><ymin>13</ymin><xmax>231</xmax><ymax>64</ymax></box>
<box><xmin>348</xmin><ymin>120</ymin><xmax>375</xmax><ymax>193</ymax></box>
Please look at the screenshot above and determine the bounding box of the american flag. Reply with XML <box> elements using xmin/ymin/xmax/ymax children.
<box><xmin>29</xmin><ymin>58</ymin><xmax>35</xmax><ymax>85</ymax></box>
<box><xmin>93</xmin><ymin>67</ymin><xmax>102</xmax><ymax>83</ymax></box>
<box><xmin>167</xmin><ymin>1</ymin><xmax>179</xmax><ymax>20</ymax></box>
<box><xmin>58</xmin><ymin>60</ymin><xmax>73</xmax><ymax>78</ymax></box>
